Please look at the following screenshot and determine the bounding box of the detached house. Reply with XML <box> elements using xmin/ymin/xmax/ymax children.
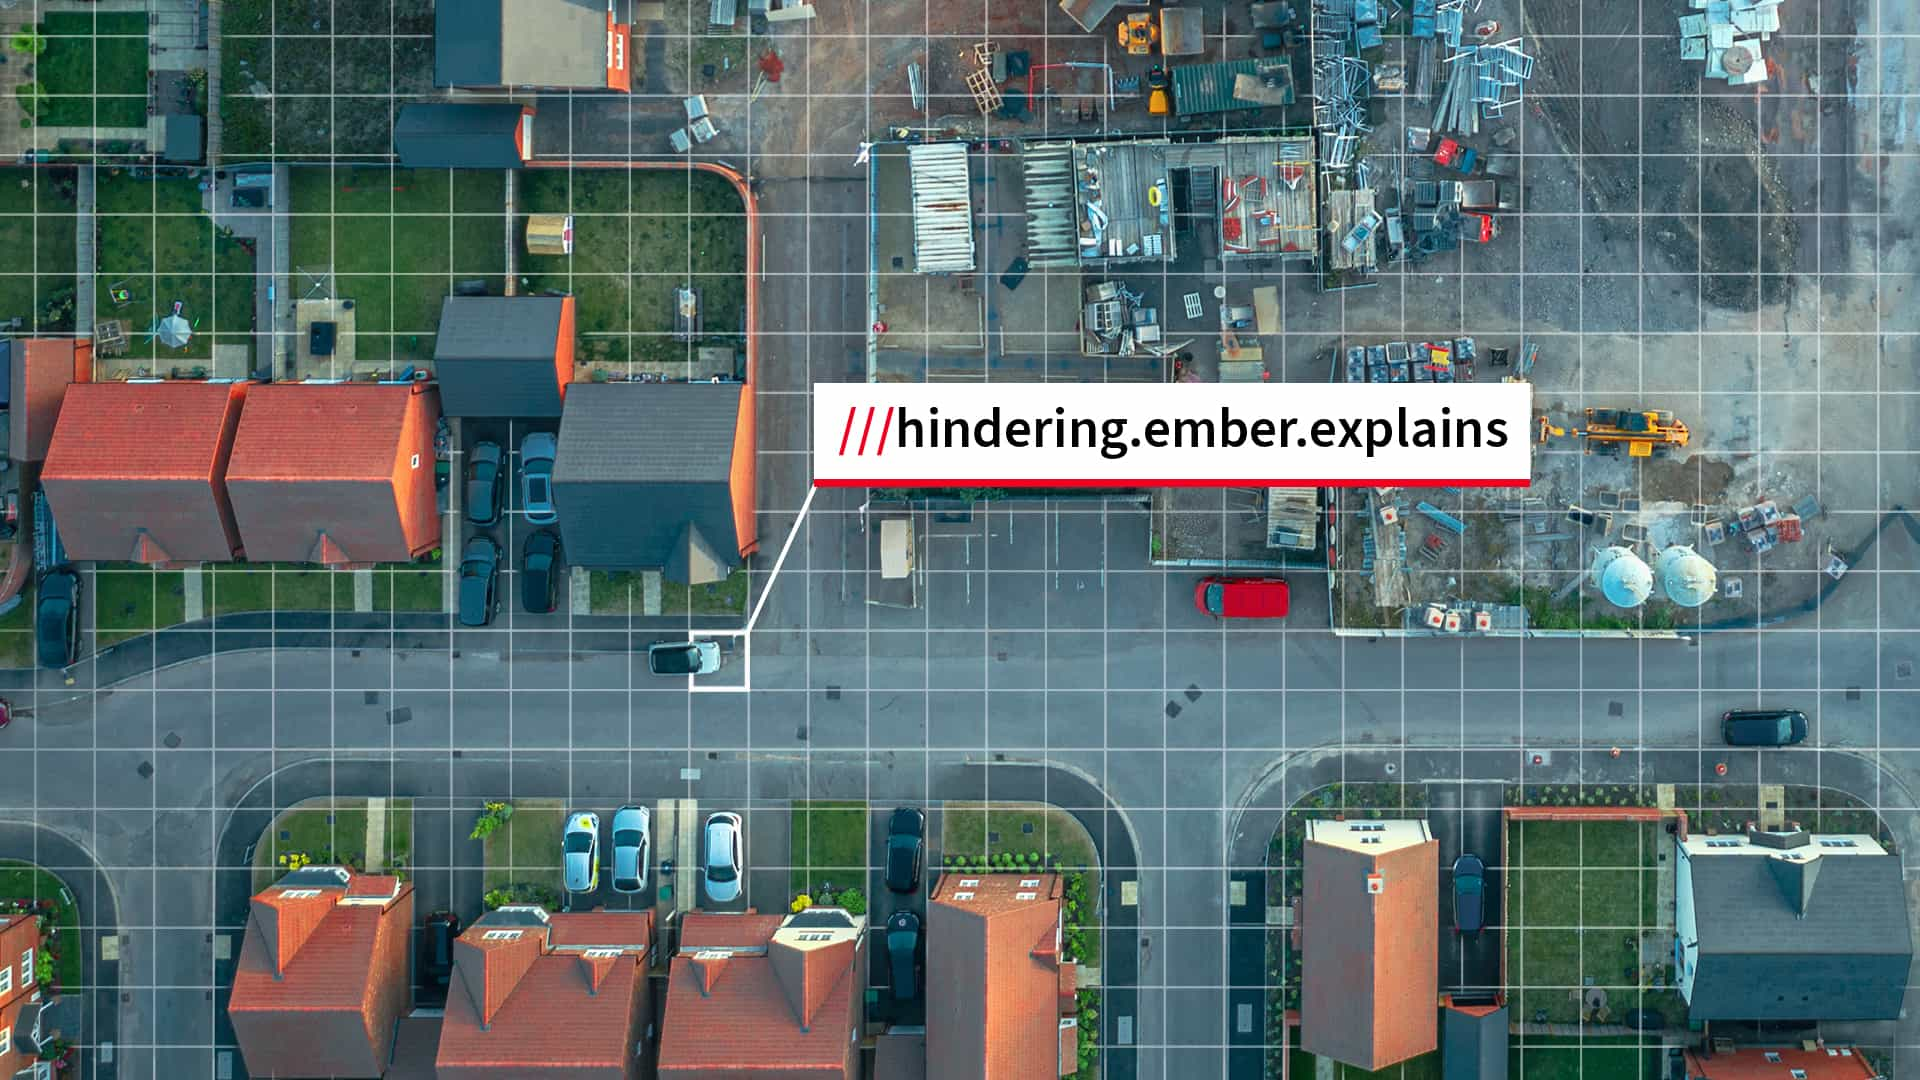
<box><xmin>434</xmin><ymin>0</ymin><xmax>633</xmax><ymax>91</ymax></box>
<box><xmin>926</xmin><ymin>872</ymin><xmax>1080</xmax><ymax>1079</ymax></box>
<box><xmin>41</xmin><ymin>381</ymin><xmax>247</xmax><ymax>564</ymax></box>
<box><xmin>1299</xmin><ymin>819</ymin><xmax>1438</xmax><ymax>1072</ymax></box>
<box><xmin>0</xmin><ymin>912</ymin><xmax>53</xmax><ymax>1080</ymax></box>
<box><xmin>227</xmin><ymin>867</ymin><xmax>414</xmax><ymax>1079</ymax></box>
<box><xmin>658</xmin><ymin>908</ymin><xmax>867</xmax><ymax>1079</ymax></box>
<box><xmin>1675</xmin><ymin>827</ymin><xmax>1911</xmax><ymax>1022</ymax></box>
<box><xmin>435</xmin><ymin>905</ymin><xmax>655</xmax><ymax>1080</ymax></box>
<box><xmin>552</xmin><ymin>382</ymin><xmax>757</xmax><ymax>583</ymax></box>
<box><xmin>225</xmin><ymin>383</ymin><xmax>441</xmax><ymax>567</ymax></box>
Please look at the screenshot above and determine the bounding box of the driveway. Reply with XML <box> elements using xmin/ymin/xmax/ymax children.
<box><xmin>1428</xmin><ymin>780</ymin><xmax>1503</xmax><ymax>995</ymax></box>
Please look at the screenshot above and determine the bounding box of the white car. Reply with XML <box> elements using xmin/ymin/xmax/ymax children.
<box><xmin>703</xmin><ymin>812</ymin><xmax>743</xmax><ymax>903</ymax></box>
<box><xmin>563</xmin><ymin>811</ymin><xmax>600</xmax><ymax>893</ymax></box>
<box><xmin>611</xmin><ymin>805</ymin><xmax>651</xmax><ymax>894</ymax></box>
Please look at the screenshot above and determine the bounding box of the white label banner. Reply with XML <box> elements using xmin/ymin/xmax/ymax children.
<box><xmin>812</xmin><ymin>382</ymin><xmax>1533</xmax><ymax>488</ymax></box>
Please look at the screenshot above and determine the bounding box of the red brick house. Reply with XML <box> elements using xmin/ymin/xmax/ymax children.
<box><xmin>1299</xmin><ymin>819</ymin><xmax>1438</xmax><ymax>1071</ymax></box>
<box><xmin>227</xmin><ymin>867</ymin><xmax>414</xmax><ymax>1078</ymax></box>
<box><xmin>0</xmin><ymin>912</ymin><xmax>49</xmax><ymax>1078</ymax></box>
<box><xmin>41</xmin><ymin>381</ymin><xmax>248</xmax><ymax>564</ymax></box>
<box><xmin>658</xmin><ymin>908</ymin><xmax>867</xmax><ymax>1079</ymax></box>
<box><xmin>225</xmin><ymin>383</ymin><xmax>441</xmax><ymax>566</ymax></box>
<box><xmin>926</xmin><ymin>872</ymin><xmax>1080</xmax><ymax>1080</ymax></box>
<box><xmin>435</xmin><ymin>905</ymin><xmax>655</xmax><ymax>1080</ymax></box>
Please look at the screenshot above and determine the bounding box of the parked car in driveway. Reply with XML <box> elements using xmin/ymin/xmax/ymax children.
<box><xmin>886</xmin><ymin>909</ymin><xmax>921</xmax><ymax>1001</ymax></box>
<box><xmin>648</xmin><ymin>640</ymin><xmax>722</xmax><ymax>676</ymax></box>
<box><xmin>703</xmin><ymin>811</ymin><xmax>743</xmax><ymax>903</ymax></box>
<box><xmin>521</xmin><ymin>530</ymin><xmax>560</xmax><ymax>614</ymax></box>
<box><xmin>423</xmin><ymin>910</ymin><xmax>460</xmax><ymax>985</ymax></box>
<box><xmin>1452</xmin><ymin>853</ymin><xmax>1485</xmax><ymax>933</ymax></box>
<box><xmin>1722</xmin><ymin>708</ymin><xmax>1808</xmax><ymax>746</ymax></box>
<box><xmin>36</xmin><ymin>569</ymin><xmax>80</xmax><ymax>668</ymax></box>
<box><xmin>611</xmin><ymin>804</ymin><xmax>650</xmax><ymax>895</ymax></box>
<box><xmin>519</xmin><ymin>432</ymin><xmax>558</xmax><ymax>525</ymax></box>
<box><xmin>1194</xmin><ymin>575</ymin><xmax>1289</xmax><ymax>618</ymax></box>
<box><xmin>457</xmin><ymin>536</ymin><xmax>501</xmax><ymax>627</ymax></box>
<box><xmin>884</xmin><ymin>806</ymin><xmax>925</xmax><ymax>893</ymax></box>
<box><xmin>466</xmin><ymin>441</ymin><xmax>506</xmax><ymax>526</ymax></box>
<box><xmin>564</xmin><ymin>811</ymin><xmax>600</xmax><ymax>893</ymax></box>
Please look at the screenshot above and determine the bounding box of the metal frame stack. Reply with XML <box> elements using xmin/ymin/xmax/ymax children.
<box><xmin>1430</xmin><ymin>39</ymin><xmax>1533</xmax><ymax>134</ymax></box>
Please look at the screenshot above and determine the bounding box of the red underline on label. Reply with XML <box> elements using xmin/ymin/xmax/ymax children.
<box><xmin>813</xmin><ymin>478</ymin><xmax>1534</xmax><ymax>489</ymax></box>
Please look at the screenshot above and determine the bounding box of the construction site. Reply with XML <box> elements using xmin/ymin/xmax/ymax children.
<box><xmin>849</xmin><ymin>0</ymin><xmax>1886</xmax><ymax>633</ymax></box>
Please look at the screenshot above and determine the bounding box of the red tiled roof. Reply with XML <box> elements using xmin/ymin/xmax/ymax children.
<box><xmin>225</xmin><ymin>383</ymin><xmax>440</xmax><ymax>564</ymax></box>
<box><xmin>1299</xmin><ymin>833</ymin><xmax>1439</xmax><ymax>1070</ymax></box>
<box><xmin>228</xmin><ymin>872</ymin><xmax>414</xmax><ymax>1079</ymax></box>
<box><xmin>435</xmin><ymin>908</ymin><xmax>654</xmax><ymax>1080</ymax></box>
<box><xmin>1683</xmin><ymin>1046</ymin><xmax>1878</xmax><ymax>1080</ymax></box>
<box><xmin>10</xmin><ymin>338</ymin><xmax>78</xmax><ymax>463</ymax></box>
<box><xmin>926</xmin><ymin>873</ymin><xmax>1072</xmax><ymax>1080</ymax></box>
<box><xmin>677</xmin><ymin>911</ymin><xmax>784</xmax><ymax>949</ymax></box>
<box><xmin>657</xmin><ymin>947</ymin><xmax>859</xmax><ymax>1077</ymax></box>
<box><xmin>41</xmin><ymin>381</ymin><xmax>247</xmax><ymax>563</ymax></box>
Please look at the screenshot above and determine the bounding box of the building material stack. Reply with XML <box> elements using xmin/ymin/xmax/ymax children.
<box><xmin>1681</xmin><ymin>0</ymin><xmax>1782</xmax><ymax>84</ymax></box>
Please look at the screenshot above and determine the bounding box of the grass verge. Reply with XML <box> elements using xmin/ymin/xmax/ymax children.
<box><xmin>251</xmin><ymin>797</ymin><xmax>414</xmax><ymax>891</ymax></box>
<box><xmin>0</xmin><ymin>860</ymin><xmax>82</xmax><ymax>988</ymax></box>
<box><xmin>480</xmin><ymin>799</ymin><xmax>566</xmax><ymax>901</ymax></box>
<box><xmin>92</xmin><ymin>565</ymin><xmax>187</xmax><ymax>646</ymax></box>
<box><xmin>789</xmin><ymin>801</ymin><xmax>867</xmax><ymax>897</ymax></box>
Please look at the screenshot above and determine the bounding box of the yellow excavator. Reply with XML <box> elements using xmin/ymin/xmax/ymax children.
<box><xmin>1118</xmin><ymin>11</ymin><xmax>1161</xmax><ymax>54</ymax></box>
<box><xmin>1537</xmin><ymin>408</ymin><xmax>1690</xmax><ymax>458</ymax></box>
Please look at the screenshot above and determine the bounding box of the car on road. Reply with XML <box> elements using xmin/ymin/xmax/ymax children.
<box><xmin>1722</xmin><ymin>708</ymin><xmax>1808</xmax><ymax>747</ymax></box>
<box><xmin>611</xmin><ymin>804</ymin><xmax>651</xmax><ymax>895</ymax></box>
<box><xmin>466</xmin><ymin>441</ymin><xmax>507</xmax><ymax>526</ymax></box>
<box><xmin>1452</xmin><ymin>853</ymin><xmax>1485</xmax><ymax>933</ymax></box>
<box><xmin>520</xmin><ymin>432</ymin><xmax>558</xmax><ymax>525</ymax></box>
<box><xmin>884</xmin><ymin>806</ymin><xmax>926</xmax><ymax>893</ymax></box>
<box><xmin>703</xmin><ymin>811</ymin><xmax>743</xmax><ymax>903</ymax></box>
<box><xmin>648</xmin><ymin>639</ymin><xmax>722</xmax><ymax>677</ymax></box>
<box><xmin>522</xmin><ymin>530</ymin><xmax>561</xmax><ymax>614</ymax></box>
<box><xmin>1194</xmin><ymin>575</ymin><xmax>1289</xmax><ymax>619</ymax></box>
<box><xmin>457</xmin><ymin>536</ymin><xmax>502</xmax><ymax>627</ymax></box>
<box><xmin>563</xmin><ymin>811</ymin><xmax>601</xmax><ymax>894</ymax></box>
<box><xmin>36</xmin><ymin>569</ymin><xmax>80</xmax><ymax>668</ymax></box>
<box><xmin>423</xmin><ymin>910</ymin><xmax>460</xmax><ymax>985</ymax></box>
<box><xmin>886</xmin><ymin>909</ymin><xmax>921</xmax><ymax>1002</ymax></box>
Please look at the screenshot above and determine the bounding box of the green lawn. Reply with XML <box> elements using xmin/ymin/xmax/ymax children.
<box><xmin>1509</xmin><ymin>1036</ymin><xmax>1663</xmax><ymax>1080</ymax></box>
<box><xmin>287</xmin><ymin>165</ymin><xmax>505</xmax><ymax>370</ymax></box>
<box><xmin>208</xmin><ymin>561</ymin><xmax>446</xmax><ymax>617</ymax></box>
<box><xmin>0</xmin><ymin>861</ymin><xmax>83</xmax><ymax>988</ymax></box>
<box><xmin>942</xmin><ymin>802</ymin><xmax>1101</xmax><ymax>871</ymax></box>
<box><xmin>662</xmin><ymin>570</ymin><xmax>749</xmax><ymax>616</ymax></box>
<box><xmin>516</xmin><ymin>168</ymin><xmax>746</xmax><ymax>368</ymax></box>
<box><xmin>1288</xmin><ymin>1051</ymin><xmax>1442</xmax><ymax>1080</ymax></box>
<box><xmin>480</xmin><ymin>800</ymin><xmax>566</xmax><ymax>897</ymax></box>
<box><xmin>32</xmin><ymin>12</ymin><xmax>149</xmax><ymax>128</ymax></box>
<box><xmin>92</xmin><ymin>565</ymin><xmax>188</xmax><ymax>646</ymax></box>
<box><xmin>95</xmin><ymin>173</ymin><xmax>255</xmax><ymax>365</ymax></box>
<box><xmin>253</xmin><ymin>798</ymin><xmax>415</xmax><ymax>891</ymax></box>
<box><xmin>0</xmin><ymin>169</ymin><xmax>78</xmax><ymax>332</ymax></box>
<box><xmin>1508</xmin><ymin>821</ymin><xmax>1671</xmax><ymax>1026</ymax></box>
<box><xmin>0</xmin><ymin>578</ymin><xmax>34</xmax><ymax>669</ymax></box>
<box><xmin>790</xmin><ymin>801</ymin><xmax>868</xmax><ymax>896</ymax></box>
<box><xmin>218</xmin><ymin>0</ymin><xmax>431</xmax><ymax>158</ymax></box>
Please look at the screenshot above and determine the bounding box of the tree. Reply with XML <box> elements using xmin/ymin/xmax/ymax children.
<box><xmin>9</xmin><ymin>30</ymin><xmax>45</xmax><ymax>56</ymax></box>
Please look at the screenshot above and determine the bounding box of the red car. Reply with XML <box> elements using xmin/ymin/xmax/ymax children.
<box><xmin>1195</xmin><ymin>576</ymin><xmax>1290</xmax><ymax>618</ymax></box>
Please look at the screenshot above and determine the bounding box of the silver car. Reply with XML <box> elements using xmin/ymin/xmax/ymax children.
<box><xmin>703</xmin><ymin>811</ymin><xmax>743</xmax><ymax>903</ymax></box>
<box><xmin>611</xmin><ymin>805</ymin><xmax>651</xmax><ymax>894</ymax></box>
<box><xmin>563</xmin><ymin>811</ymin><xmax>600</xmax><ymax>893</ymax></box>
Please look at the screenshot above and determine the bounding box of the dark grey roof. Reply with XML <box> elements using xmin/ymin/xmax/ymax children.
<box><xmin>1686</xmin><ymin>851</ymin><xmax>1912</xmax><ymax>1021</ymax></box>
<box><xmin>162</xmin><ymin>114</ymin><xmax>203</xmax><ymax>163</ymax></box>
<box><xmin>552</xmin><ymin>383</ymin><xmax>745</xmax><ymax>571</ymax></box>
<box><xmin>394</xmin><ymin>104</ymin><xmax>524</xmax><ymax>169</ymax></box>
<box><xmin>1441</xmin><ymin>1006</ymin><xmax>1506</xmax><ymax>1080</ymax></box>
<box><xmin>434</xmin><ymin>0</ymin><xmax>503</xmax><ymax>87</ymax></box>
<box><xmin>432</xmin><ymin>296</ymin><xmax>568</xmax><ymax>417</ymax></box>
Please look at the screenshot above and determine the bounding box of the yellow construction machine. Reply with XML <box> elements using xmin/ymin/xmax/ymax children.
<box><xmin>1118</xmin><ymin>11</ymin><xmax>1161</xmax><ymax>54</ymax></box>
<box><xmin>1145</xmin><ymin>66</ymin><xmax>1171</xmax><ymax>114</ymax></box>
<box><xmin>1537</xmin><ymin>408</ymin><xmax>1690</xmax><ymax>458</ymax></box>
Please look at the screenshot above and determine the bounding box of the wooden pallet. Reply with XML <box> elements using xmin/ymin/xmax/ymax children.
<box><xmin>966</xmin><ymin>67</ymin><xmax>1002</xmax><ymax>114</ymax></box>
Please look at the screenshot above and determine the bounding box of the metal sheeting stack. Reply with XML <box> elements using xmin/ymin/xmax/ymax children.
<box><xmin>1020</xmin><ymin>143</ymin><xmax>1079</xmax><ymax>268</ymax></box>
<box><xmin>907</xmin><ymin>143</ymin><xmax>976</xmax><ymax>274</ymax></box>
<box><xmin>1309</xmin><ymin>0</ymin><xmax>1372</xmax><ymax>169</ymax></box>
<box><xmin>1430</xmin><ymin>38</ymin><xmax>1534</xmax><ymax>134</ymax></box>
<box><xmin>1682</xmin><ymin>0</ymin><xmax>1781</xmax><ymax>84</ymax></box>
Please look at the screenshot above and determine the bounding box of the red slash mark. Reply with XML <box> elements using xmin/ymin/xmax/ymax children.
<box><xmin>838</xmin><ymin>405</ymin><xmax>858</xmax><ymax>457</ymax></box>
<box><xmin>876</xmin><ymin>407</ymin><xmax>893</xmax><ymax>456</ymax></box>
<box><xmin>857</xmin><ymin>406</ymin><xmax>878</xmax><ymax>456</ymax></box>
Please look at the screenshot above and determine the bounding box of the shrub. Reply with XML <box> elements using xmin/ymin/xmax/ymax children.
<box><xmin>470</xmin><ymin>801</ymin><xmax>514</xmax><ymax>840</ymax></box>
<box><xmin>791</xmin><ymin>894</ymin><xmax>812</xmax><ymax>913</ymax></box>
<box><xmin>9</xmin><ymin>31</ymin><xmax>44</xmax><ymax>56</ymax></box>
<box><xmin>837</xmin><ymin>888</ymin><xmax>867</xmax><ymax>916</ymax></box>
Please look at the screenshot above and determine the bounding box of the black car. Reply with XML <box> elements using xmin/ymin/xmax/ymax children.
<box><xmin>466</xmin><ymin>441</ymin><xmax>506</xmax><ymax>526</ymax></box>
<box><xmin>1722</xmin><ymin>708</ymin><xmax>1808</xmax><ymax>746</ymax></box>
<box><xmin>35</xmin><ymin>570</ymin><xmax>80</xmax><ymax>669</ymax></box>
<box><xmin>884</xmin><ymin>807</ymin><xmax>926</xmax><ymax>893</ymax></box>
<box><xmin>522</xmin><ymin>530</ymin><xmax>561</xmax><ymax>614</ymax></box>
<box><xmin>886</xmin><ymin>909</ymin><xmax>921</xmax><ymax>1002</ymax></box>
<box><xmin>1451</xmin><ymin>853</ymin><xmax>1485</xmax><ymax>934</ymax></box>
<box><xmin>422</xmin><ymin>910</ymin><xmax>460</xmax><ymax>986</ymax></box>
<box><xmin>457</xmin><ymin>536</ymin><xmax>502</xmax><ymax>627</ymax></box>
